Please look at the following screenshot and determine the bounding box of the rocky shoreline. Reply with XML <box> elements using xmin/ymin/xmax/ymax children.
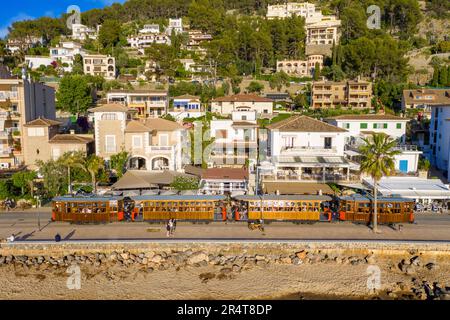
<box><xmin>1</xmin><ymin>244</ymin><xmax>449</xmax><ymax>300</ymax></box>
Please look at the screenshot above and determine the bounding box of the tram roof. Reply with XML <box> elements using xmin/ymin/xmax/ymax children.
<box><xmin>131</xmin><ymin>195</ymin><xmax>226</xmax><ymax>201</ymax></box>
<box><xmin>338</xmin><ymin>194</ymin><xmax>413</xmax><ymax>202</ymax></box>
<box><xmin>234</xmin><ymin>195</ymin><xmax>333</xmax><ymax>201</ymax></box>
<box><xmin>53</xmin><ymin>195</ymin><xmax>124</xmax><ymax>202</ymax></box>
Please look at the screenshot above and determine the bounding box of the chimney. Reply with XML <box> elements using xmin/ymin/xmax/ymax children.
<box><xmin>70</xmin><ymin>130</ymin><xmax>75</xmax><ymax>135</ymax></box>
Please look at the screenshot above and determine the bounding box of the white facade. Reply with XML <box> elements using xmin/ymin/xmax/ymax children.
<box><xmin>127</xmin><ymin>34</ymin><xmax>171</xmax><ymax>49</ymax></box>
<box><xmin>306</xmin><ymin>17</ymin><xmax>341</xmax><ymax>45</ymax></box>
<box><xmin>50</xmin><ymin>41</ymin><xmax>86</xmax><ymax>72</ymax></box>
<box><xmin>326</xmin><ymin>117</ymin><xmax>409</xmax><ymax>144</ymax></box>
<box><xmin>430</xmin><ymin>105</ymin><xmax>450</xmax><ymax>179</ymax></box>
<box><xmin>166</xmin><ymin>18</ymin><xmax>183</xmax><ymax>35</ymax></box>
<box><xmin>267</xmin><ymin>2</ymin><xmax>320</xmax><ymax>22</ymax></box>
<box><xmin>83</xmin><ymin>54</ymin><xmax>116</xmax><ymax>80</ymax></box>
<box><xmin>139</xmin><ymin>24</ymin><xmax>160</xmax><ymax>34</ymax></box>
<box><xmin>24</xmin><ymin>56</ymin><xmax>55</xmax><ymax>70</ymax></box>
<box><xmin>276</xmin><ymin>55</ymin><xmax>323</xmax><ymax>77</ymax></box>
<box><xmin>211</xmin><ymin>95</ymin><xmax>274</xmax><ymax>115</ymax></box>
<box><xmin>72</xmin><ymin>23</ymin><xmax>98</xmax><ymax>41</ymax></box>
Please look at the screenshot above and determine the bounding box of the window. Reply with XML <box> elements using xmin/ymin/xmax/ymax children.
<box><xmin>373</xmin><ymin>123</ymin><xmax>387</xmax><ymax>129</ymax></box>
<box><xmin>342</xmin><ymin>123</ymin><xmax>350</xmax><ymax>129</ymax></box>
<box><xmin>215</xmin><ymin>130</ymin><xmax>227</xmax><ymax>139</ymax></box>
<box><xmin>324</xmin><ymin>137</ymin><xmax>332</xmax><ymax>149</ymax></box>
<box><xmin>105</xmin><ymin>135</ymin><xmax>116</xmax><ymax>153</ymax></box>
<box><xmin>282</xmin><ymin>136</ymin><xmax>295</xmax><ymax>148</ymax></box>
<box><xmin>396</xmin><ymin>123</ymin><xmax>402</xmax><ymax>129</ymax></box>
<box><xmin>360</xmin><ymin>123</ymin><xmax>368</xmax><ymax>129</ymax></box>
<box><xmin>101</xmin><ymin>113</ymin><xmax>117</xmax><ymax>120</ymax></box>
<box><xmin>52</xmin><ymin>148</ymin><xmax>60</xmax><ymax>160</ymax></box>
<box><xmin>242</xmin><ymin>115</ymin><xmax>247</xmax><ymax>121</ymax></box>
<box><xmin>159</xmin><ymin>134</ymin><xmax>169</xmax><ymax>146</ymax></box>
<box><xmin>27</xmin><ymin>127</ymin><xmax>45</xmax><ymax>137</ymax></box>
<box><xmin>132</xmin><ymin>135</ymin><xmax>142</xmax><ymax>148</ymax></box>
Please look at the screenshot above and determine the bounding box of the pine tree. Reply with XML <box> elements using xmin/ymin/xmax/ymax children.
<box><xmin>313</xmin><ymin>62</ymin><xmax>321</xmax><ymax>81</ymax></box>
<box><xmin>431</xmin><ymin>66</ymin><xmax>439</xmax><ymax>87</ymax></box>
<box><xmin>439</xmin><ymin>66</ymin><xmax>448</xmax><ymax>86</ymax></box>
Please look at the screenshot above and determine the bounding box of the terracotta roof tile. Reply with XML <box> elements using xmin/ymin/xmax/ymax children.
<box><xmin>88</xmin><ymin>104</ymin><xmax>133</xmax><ymax>113</ymax></box>
<box><xmin>267</xmin><ymin>115</ymin><xmax>347</xmax><ymax>132</ymax></box>
<box><xmin>24</xmin><ymin>117</ymin><xmax>61</xmax><ymax>127</ymax></box>
<box><xmin>212</xmin><ymin>94</ymin><xmax>273</xmax><ymax>103</ymax></box>
<box><xmin>48</xmin><ymin>134</ymin><xmax>94</xmax><ymax>144</ymax></box>
<box><xmin>326</xmin><ymin>114</ymin><xmax>408</xmax><ymax>121</ymax></box>
<box><xmin>202</xmin><ymin>168</ymin><xmax>248</xmax><ymax>180</ymax></box>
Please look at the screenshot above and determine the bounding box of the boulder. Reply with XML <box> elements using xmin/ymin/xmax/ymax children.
<box><xmin>255</xmin><ymin>255</ymin><xmax>265</xmax><ymax>261</ymax></box>
<box><xmin>425</xmin><ymin>262</ymin><xmax>437</xmax><ymax>270</ymax></box>
<box><xmin>151</xmin><ymin>255</ymin><xmax>163</xmax><ymax>263</ymax></box>
<box><xmin>220</xmin><ymin>268</ymin><xmax>232</xmax><ymax>274</ymax></box>
<box><xmin>145</xmin><ymin>251</ymin><xmax>155</xmax><ymax>259</ymax></box>
<box><xmin>120</xmin><ymin>253</ymin><xmax>129</xmax><ymax>260</ymax></box>
<box><xmin>232</xmin><ymin>264</ymin><xmax>241</xmax><ymax>272</ymax></box>
<box><xmin>187</xmin><ymin>252</ymin><xmax>209</xmax><ymax>265</ymax></box>
<box><xmin>410</xmin><ymin>256</ymin><xmax>421</xmax><ymax>267</ymax></box>
<box><xmin>280</xmin><ymin>257</ymin><xmax>292</xmax><ymax>264</ymax></box>
<box><xmin>292</xmin><ymin>257</ymin><xmax>303</xmax><ymax>265</ymax></box>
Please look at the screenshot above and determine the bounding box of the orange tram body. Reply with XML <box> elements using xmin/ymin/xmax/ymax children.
<box><xmin>51</xmin><ymin>194</ymin><xmax>415</xmax><ymax>224</ymax></box>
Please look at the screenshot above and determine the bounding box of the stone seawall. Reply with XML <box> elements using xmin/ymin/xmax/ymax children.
<box><xmin>1</xmin><ymin>241</ymin><xmax>449</xmax><ymax>300</ymax></box>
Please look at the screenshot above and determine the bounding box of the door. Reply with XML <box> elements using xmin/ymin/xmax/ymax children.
<box><xmin>399</xmin><ymin>160</ymin><xmax>408</xmax><ymax>173</ymax></box>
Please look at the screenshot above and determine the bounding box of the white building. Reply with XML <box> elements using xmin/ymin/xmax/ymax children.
<box><xmin>276</xmin><ymin>55</ymin><xmax>323</xmax><ymax>77</ymax></box>
<box><xmin>363</xmin><ymin>177</ymin><xmax>450</xmax><ymax>206</ymax></box>
<box><xmin>200</xmin><ymin>168</ymin><xmax>249</xmax><ymax>195</ymax></box>
<box><xmin>83</xmin><ymin>54</ymin><xmax>116</xmax><ymax>80</ymax></box>
<box><xmin>139</xmin><ymin>24</ymin><xmax>160</xmax><ymax>34</ymax></box>
<box><xmin>72</xmin><ymin>23</ymin><xmax>99</xmax><ymax>41</ymax></box>
<box><xmin>106</xmin><ymin>89</ymin><xmax>168</xmax><ymax>118</ymax></box>
<box><xmin>326</xmin><ymin>114</ymin><xmax>422</xmax><ymax>174</ymax></box>
<box><xmin>50</xmin><ymin>41</ymin><xmax>86</xmax><ymax>72</ymax></box>
<box><xmin>325</xmin><ymin>114</ymin><xmax>410</xmax><ymax>144</ymax></box>
<box><xmin>306</xmin><ymin>16</ymin><xmax>341</xmax><ymax>45</ymax></box>
<box><xmin>127</xmin><ymin>34</ymin><xmax>171</xmax><ymax>52</ymax></box>
<box><xmin>429</xmin><ymin>105</ymin><xmax>450</xmax><ymax>180</ymax></box>
<box><xmin>267</xmin><ymin>2</ymin><xmax>320</xmax><ymax>22</ymax></box>
<box><xmin>166</xmin><ymin>18</ymin><xmax>183</xmax><ymax>35</ymax></box>
<box><xmin>261</xmin><ymin>115</ymin><xmax>359</xmax><ymax>188</ymax></box>
<box><xmin>169</xmin><ymin>95</ymin><xmax>204</xmax><ymax>120</ymax></box>
<box><xmin>211</xmin><ymin>94</ymin><xmax>274</xmax><ymax>115</ymax></box>
<box><xmin>24</xmin><ymin>56</ymin><xmax>55</xmax><ymax>70</ymax></box>
<box><xmin>6</xmin><ymin>37</ymin><xmax>43</xmax><ymax>54</ymax></box>
<box><xmin>209</xmin><ymin>110</ymin><xmax>259</xmax><ymax>169</ymax></box>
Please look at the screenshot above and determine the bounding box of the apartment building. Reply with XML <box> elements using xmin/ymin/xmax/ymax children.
<box><xmin>165</xmin><ymin>18</ymin><xmax>183</xmax><ymax>35</ymax></box>
<box><xmin>306</xmin><ymin>17</ymin><xmax>341</xmax><ymax>46</ymax></box>
<box><xmin>169</xmin><ymin>95</ymin><xmax>204</xmax><ymax>120</ymax></box>
<box><xmin>261</xmin><ymin>115</ymin><xmax>359</xmax><ymax>188</ymax></box>
<box><xmin>267</xmin><ymin>2</ymin><xmax>319</xmax><ymax>21</ymax></box>
<box><xmin>89</xmin><ymin>104</ymin><xmax>189</xmax><ymax>172</ymax></box>
<box><xmin>326</xmin><ymin>114</ymin><xmax>422</xmax><ymax>174</ymax></box>
<box><xmin>139</xmin><ymin>24</ymin><xmax>160</xmax><ymax>34</ymax></box>
<box><xmin>276</xmin><ymin>55</ymin><xmax>323</xmax><ymax>77</ymax></box>
<box><xmin>22</xmin><ymin>118</ymin><xmax>94</xmax><ymax>169</ymax></box>
<box><xmin>72</xmin><ymin>23</ymin><xmax>99</xmax><ymax>41</ymax></box>
<box><xmin>0</xmin><ymin>72</ymin><xmax>56</xmax><ymax>169</ymax></box>
<box><xmin>186</xmin><ymin>30</ymin><xmax>213</xmax><ymax>52</ymax></box>
<box><xmin>106</xmin><ymin>89</ymin><xmax>168</xmax><ymax>118</ymax></box>
<box><xmin>209</xmin><ymin>110</ymin><xmax>258</xmax><ymax>169</ymax></box>
<box><xmin>50</xmin><ymin>41</ymin><xmax>86</xmax><ymax>72</ymax></box>
<box><xmin>211</xmin><ymin>94</ymin><xmax>274</xmax><ymax>115</ymax></box>
<box><xmin>429</xmin><ymin>105</ymin><xmax>450</xmax><ymax>180</ymax></box>
<box><xmin>402</xmin><ymin>88</ymin><xmax>450</xmax><ymax>117</ymax></box>
<box><xmin>83</xmin><ymin>54</ymin><xmax>116</xmax><ymax>80</ymax></box>
<box><xmin>127</xmin><ymin>34</ymin><xmax>171</xmax><ymax>51</ymax></box>
<box><xmin>6</xmin><ymin>37</ymin><xmax>43</xmax><ymax>54</ymax></box>
<box><xmin>311</xmin><ymin>80</ymin><xmax>372</xmax><ymax>109</ymax></box>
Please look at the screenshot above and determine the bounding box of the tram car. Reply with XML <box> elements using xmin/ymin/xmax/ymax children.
<box><xmin>52</xmin><ymin>196</ymin><xmax>127</xmax><ymax>223</ymax></box>
<box><xmin>131</xmin><ymin>195</ymin><xmax>226</xmax><ymax>222</ymax></box>
<box><xmin>337</xmin><ymin>194</ymin><xmax>415</xmax><ymax>224</ymax></box>
<box><xmin>233</xmin><ymin>195</ymin><xmax>333</xmax><ymax>222</ymax></box>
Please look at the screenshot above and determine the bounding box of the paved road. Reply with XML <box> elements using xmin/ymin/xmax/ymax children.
<box><xmin>0</xmin><ymin>211</ymin><xmax>449</xmax><ymax>242</ymax></box>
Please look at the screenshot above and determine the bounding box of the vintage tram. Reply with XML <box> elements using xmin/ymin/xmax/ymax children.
<box><xmin>52</xmin><ymin>196</ymin><xmax>126</xmax><ymax>223</ymax></box>
<box><xmin>131</xmin><ymin>195</ymin><xmax>226</xmax><ymax>221</ymax></box>
<box><xmin>234</xmin><ymin>195</ymin><xmax>333</xmax><ymax>222</ymax></box>
<box><xmin>337</xmin><ymin>195</ymin><xmax>415</xmax><ymax>224</ymax></box>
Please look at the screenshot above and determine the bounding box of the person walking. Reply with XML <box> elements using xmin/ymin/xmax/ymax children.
<box><xmin>166</xmin><ymin>220</ymin><xmax>172</xmax><ymax>237</ymax></box>
<box><xmin>170</xmin><ymin>218</ymin><xmax>177</xmax><ymax>236</ymax></box>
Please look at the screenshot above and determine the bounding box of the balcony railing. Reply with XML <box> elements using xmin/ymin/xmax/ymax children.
<box><xmin>261</xmin><ymin>171</ymin><xmax>360</xmax><ymax>182</ymax></box>
<box><xmin>145</xmin><ymin>145</ymin><xmax>174</xmax><ymax>155</ymax></box>
<box><xmin>393</xmin><ymin>144</ymin><xmax>419</xmax><ymax>152</ymax></box>
<box><xmin>0</xmin><ymin>91</ymin><xmax>18</xmax><ymax>101</ymax></box>
<box><xmin>281</xmin><ymin>146</ymin><xmax>338</xmax><ymax>154</ymax></box>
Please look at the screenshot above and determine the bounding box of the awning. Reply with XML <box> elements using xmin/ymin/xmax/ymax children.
<box><xmin>262</xmin><ymin>182</ymin><xmax>334</xmax><ymax>195</ymax></box>
<box><xmin>336</xmin><ymin>182</ymin><xmax>370</xmax><ymax>190</ymax></box>
<box><xmin>112</xmin><ymin>170</ymin><xmax>196</xmax><ymax>190</ymax></box>
<box><xmin>344</xmin><ymin>150</ymin><xmax>360</xmax><ymax>157</ymax></box>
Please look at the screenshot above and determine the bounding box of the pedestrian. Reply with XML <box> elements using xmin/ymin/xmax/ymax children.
<box><xmin>55</xmin><ymin>233</ymin><xmax>61</xmax><ymax>242</ymax></box>
<box><xmin>6</xmin><ymin>234</ymin><xmax>15</xmax><ymax>242</ymax></box>
<box><xmin>170</xmin><ymin>218</ymin><xmax>177</xmax><ymax>236</ymax></box>
<box><xmin>166</xmin><ymin>220</ymin><xmax>172</xmax><ymax>237</ymax></box>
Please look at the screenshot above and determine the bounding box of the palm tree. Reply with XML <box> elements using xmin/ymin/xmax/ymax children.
<box><xmin>359</xmin><ymin>133</ymin><xmax>401</xmax><ymax>233</ymax></box>
<box><xmin>58</xmin><ymin>151</ymin><xmax>86</xmax><ymax>195</ymax></box>
<box><xmin>85</xmin><ymin>155</ymin><xmax>105</xmax><ymax>194</ymax></box>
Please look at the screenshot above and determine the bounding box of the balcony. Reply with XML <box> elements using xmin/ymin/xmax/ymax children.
<box><xmin>261</xmin><ymin>169</ymin><xmax>360</xmax><ymax>183</ymax></box>
<box><xmin>0</xmin><ymin>91</ymin><xmax>18</xmax><ymax>101</ymax></box>
<box><xmin>393</xmin><ymin>144</ymin><xmax>420</xmax><ymax>152</ymax></box>
<box><xmin>145</xmin><ymin>145</ymin><xmax>175</xmax><ymax>155</ymax></box>
<box><xmin>281</xmin><ymin>146</ymin><xmax>338</xmax><ymax>155</ymax></box>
